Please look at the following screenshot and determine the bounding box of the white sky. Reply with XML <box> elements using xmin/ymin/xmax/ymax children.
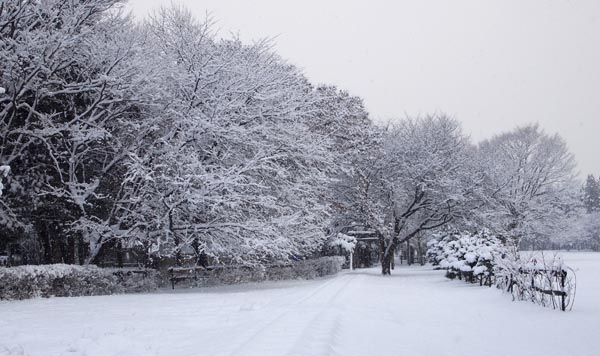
<box><xmin>126</xmin><ymin>0</ymin><xmax>600</xmax><ymax>177</ymax></box>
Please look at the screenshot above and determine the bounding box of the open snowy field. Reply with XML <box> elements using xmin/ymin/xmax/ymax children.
<box><xmin>1</xmin><ymin>252</ymin><xmax>599</xmax><ymax>356</ymax></box>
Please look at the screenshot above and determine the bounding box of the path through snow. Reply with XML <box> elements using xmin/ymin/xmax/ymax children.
<box><xmin>1</xmin><ymin>252</ymin><xmax>599</xmax><ymax>356</ymax></box>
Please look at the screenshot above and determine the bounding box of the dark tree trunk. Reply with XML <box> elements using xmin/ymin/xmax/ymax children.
<box><xmin>116</xmin><ymin>240</ymin><xmax>123</xmax><ymax>268</ymax></box>
<box><xmin>381</xmin><ymin>252</ymin><xmax>394</xmax><ymax>275</ymax></box>
<box><xmin>407</xmin><ymin>244</ymin><xmax>414</xmax><ymax>265</ymax></box>
<box><xmin>380</xmin><ymin>235</ymin><xmax>398</xmax><ymax>275</ymax></box>
<box><xmin>64</xmin><ymin>235</ymin><xmax>75</xmax><ymax>264</ymax></box>
<box><xmin>77</xmin><ymin>235</ymin><xmax>86</xmax><ymax>265</ymax></box>
<box><xmin>38</xmin><ymin>223</ymin><xmax>53</xmax><ymax>264</ymax></box>
<box><xmin>168</xmin><ymin>211</ymin><xmax>183</xmax><ymax>267</ymax></box>
<box><xmin>198</xmin><ymin>251</ymin><xmax>209</xmax><ymax>268</ymax></box>
<box><xmin>192</xmin><ymin>238</ymin><xmax>202</xmax><ymax>266</ymax></box>
<box><xmin>42</xmin><ymin>234</ymin><xmax>52</xmax><ymax>264</ymax></box>
<box><xmin>142</xmin><ymin>240</ymin><xmax>153</xmax><ymax>268</ymax></box>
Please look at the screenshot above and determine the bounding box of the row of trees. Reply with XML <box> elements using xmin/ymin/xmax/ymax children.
<box><xmin>330</xmin><ymin>120</ymin><xmax>580</xmax><ymax>274</ymax></box>
<box><xmin>0</xmin><ymin>1</ymin><xmax>372</xmax><ymax>266</ymax></box>
<box><xmin>0</xmin><ymin>0</ymin><xmax>588</xmax><ymax>273</ymax></box>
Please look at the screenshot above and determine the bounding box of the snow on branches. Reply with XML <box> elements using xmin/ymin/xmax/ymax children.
<box><xmin>1</xmin><ymin>1</ymin><xmax>378</xmax><ymax>266</ymax></box>
<box><xmin>429</xmin><ymin>231</ymin><xmax>577</xmax><ymax>311</ymax></box>
<box><xmin>0</xmin><ymin>165</ymin><xmax>9</xmax><ymax>197</ymax></box>
<box><xmin>328</xmin><ymin>233</ymin><xmax>357</xmax><ymax>253</ymax></box>
<box><xmin>427</xmin><ymin>230</ymin><xmax>504</xmax><ymax>285</ymax></box>
<box><xmin>0</xmin><ymin>0</ymin><xmax>584</xmax><ymax>270</ymax></box>
<box><xmin>477</xmin><ymin>124</ymin><xmax>579</xmax><ymax>246</ymax></box>
<box><xmin>331</xmin><ymin>115</ymin><xmax>479</xmax><ymax>274</ymax></box>
<box><xmin>105</xmin><ymin>7</ymin><xmax>338</xmax><ymax>266</ymax></box>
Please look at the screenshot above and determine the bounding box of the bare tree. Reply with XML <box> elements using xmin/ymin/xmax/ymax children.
<box><xmin>331</xmin><ymin>115</ymin><xmax>477</xmax><ymax>274</ymax></box>
<box><xmin>477</xmin><ymin>124</ymin><xmax>578</xmax><ymax>246</ymax></box>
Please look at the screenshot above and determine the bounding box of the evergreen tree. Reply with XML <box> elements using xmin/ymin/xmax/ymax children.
<box><xmin>583</xmin><ymin>174</ymin><xmax>600</xmax><ymax>213</ymax></box>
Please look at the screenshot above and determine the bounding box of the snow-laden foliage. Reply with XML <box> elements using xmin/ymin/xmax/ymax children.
<box><xmin>0</xmin><ymin>264</ymin><xmax>157</xmax><ymax>300</ymax></box>
<box><xmin>0</xmin><ymin>0</ymin><xmax>155</xmax><ymax>261</ymax></box>
<box><xmin>427</xmin><ymin>230</ymin><xmax>504</xmax><ymax>285</ymax></box>
<box><xmin>104</xmin><ymin>7</ymin><xmax>340</xmax><ymax>266</ymax></box>
<box><xmin>430</xmin><ymin>231</ymin><xmax>577</xmax><ymax>310</ymax></box>
<box><xmin>0</xmin><ymin>2</ymin><xmax>372</xmax><ymax>266</ymax></box>
<box><xmin>568</xmin><ymin>175</ymin><xmax>600</xmax><ymax>250</ymax></box>
<box><xmin>543</xmin><ymin>175</ymin><xmax>600</xmax><ymax>251</ymax></box>
<box><xmin>476</xmin><ymin>125</ymin><xmax>579</xmax><ymax>246</ymax></box>
<box><xmin>583</xmin><ymin>174</ymin><xmax>600</xmax><ymax>213</ymax></box>
<box><xmin>331</xmin><ymin>115</ymin><xmax>480</xmax><ymax>274</ymax></box>
<box><xmin>0</xmin><ymin>0</ymin><xmax>583</xmax><ymax>273</ymax></box>
<box><xmin>328</xmin><ymin>233</ymin><xmax>357</xmax><ymax>253</ymax></box>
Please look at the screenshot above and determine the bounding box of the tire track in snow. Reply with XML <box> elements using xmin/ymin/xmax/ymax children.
<box><xmin>224</xmin><ymin>275</ymin><xmax>343</xmax><ymax>356</ymax></box>
<box><xmin>226</xmin><ymin>273</ymin><xmax>355</xmax><ymax>356</ymax></box>
<box><xmin>284</xmin><ymin>308</ymin><xmax>343</xmax><ymax>356</ymax></box>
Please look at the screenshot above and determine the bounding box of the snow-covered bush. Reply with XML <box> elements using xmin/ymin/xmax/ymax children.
<box><xmin>283</xmin><ymin>256</ymin><xmax>346</xmax><ymax>280</ymax></box>
<box><xmin>430</xmin><ymin>232</ymin><xmax>577</xmax><ymax>311</ymax></box>
<box><xmin>328</xmin><ymin>233</ymin><xmax>357</xmax><ymax>254</ymax></box>
<box><xmin>0</xmin><ymin>265</ymin><xmax>158</xmax><ymax>300</ymax></box>
<box><xmin>428</xmin><ymin>230</ymin><xmax>504</xmax><ymax>285</ymax></box>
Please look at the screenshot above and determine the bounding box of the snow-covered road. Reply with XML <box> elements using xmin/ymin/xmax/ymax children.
<box><xmin>1</xmin><ymin>252</ymin><xmax>599</xmax><ymax>356</ymax></box>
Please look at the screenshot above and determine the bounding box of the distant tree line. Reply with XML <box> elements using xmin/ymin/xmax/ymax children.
<box><xmin>0</xmin><ymin>0</ymin><xmax>586</xmax><ymax>272</ymax></box>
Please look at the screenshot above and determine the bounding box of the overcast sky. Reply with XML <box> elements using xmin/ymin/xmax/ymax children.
<box><xmin>126</xmin><ymin>0</ymin><xmax>600</xmax><ymax>177</ymax></box>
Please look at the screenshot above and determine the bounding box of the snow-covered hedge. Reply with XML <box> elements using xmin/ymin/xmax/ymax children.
<box><xmin>0</xmin><ymin>257</ymin><xmax>345</xmax><ymax>299</ymax></box>
<box><xmin>427</xmin><ymin>230</ymin><xmax>504</xmax><ymax>286</ymax></box>
<box><xmin>165</xmin><ymin>256</ymin><xmax>346</xmax><ymax>288</ymax></box>
<box><xmin>0</xmin><ymin>264</ymin><xmax>158</xmax><ymax>300</ymax></box>
<box><xmin>268</xmin><ymin>256</ymin><xmax>346</xmax><ymax>280</ymax></box>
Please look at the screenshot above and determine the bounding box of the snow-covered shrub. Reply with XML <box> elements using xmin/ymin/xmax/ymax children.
<box><xmin>0</xmin><ymin>265</ymin><xmax>158</xmax><ymax>300</ymax></box>
<box><xmin>428</xmin><ymin>230</ymin><xmax>504</xmax><ymax>285</ymax></box>
<box><xmin>328</xmin><ymin>233</ymin><xmax>357</xmax><ymax>254</ymax></box>
<box><xmin>426</xmin><ymin>233</ymin><xmax>447</xmax><ymax>267</ymax></box>
<box><xmin>284</xmin><ymin>256</ymin><xmax>346</xmax><ymax>280</ymax></box>
<box><xmin>164</xmin><ymin>256</ymin><xmax>345</xmax><ymax>288</ymax></box>
<box><xmin>495</xmin><ymin>252</ymin><xmax>576</xmax><ymax>311</ymax></box>
<box><xmin>431</xmin><ymin>232</ymin><xmax>577</xmax><ymax>311</ymax></box>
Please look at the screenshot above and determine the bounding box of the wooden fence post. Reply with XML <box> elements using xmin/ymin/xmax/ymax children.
<box><xmin>560</xmin><ymin>270</ymin><xmax>566</xmax><ymax>312</ymax></box>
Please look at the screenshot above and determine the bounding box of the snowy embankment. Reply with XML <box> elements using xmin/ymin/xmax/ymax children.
<box><xmin>1</xmin><ymin>252</ymin><xmax>599</xmax><ymax>356</ymax></box>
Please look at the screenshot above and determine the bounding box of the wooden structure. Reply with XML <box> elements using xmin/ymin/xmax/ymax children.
<box><xmin>343</xmin><ymin>226</ymin><xmax>381</xmax><ymax>269</ymax></box>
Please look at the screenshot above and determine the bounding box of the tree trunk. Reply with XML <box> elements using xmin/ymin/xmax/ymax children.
<box><xmin>77</xmin><ymin>235</ymin><xmax>86</xmax><ymax>265</ymax></box>
<box><xmin>116</xmin><ymin>240</ymin><xmax>123</xmax><ymax>268</ymax></box>
<box><xmin>381</xmin><ymin>251</ymin><xmax>394</xmax><ymax>275</ymax></box>
<box><xmin>39</xmin><ymin>223</ymin><xmax>53</xmax><ymax>264</ymax></box>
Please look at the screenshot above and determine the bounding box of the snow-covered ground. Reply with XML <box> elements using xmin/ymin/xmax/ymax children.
<box><xmin>1</xmin><ymin>252</ymin><xmax>599</xmax><ymax>356</ymax></box>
